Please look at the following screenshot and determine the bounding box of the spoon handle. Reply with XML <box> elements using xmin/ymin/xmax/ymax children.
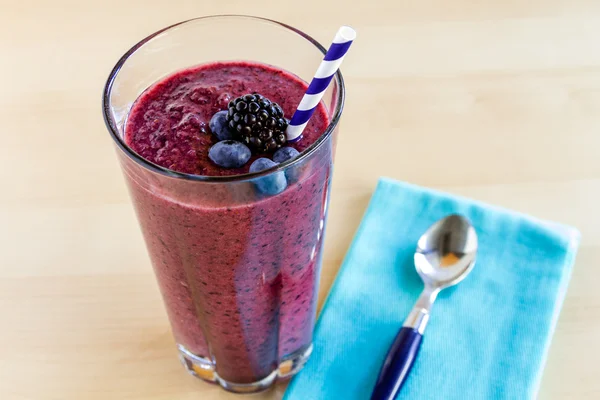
<box><xmin>370</xmin><ymin>327</ymin><xmax>423</xmax><ymax>400</ymax></box>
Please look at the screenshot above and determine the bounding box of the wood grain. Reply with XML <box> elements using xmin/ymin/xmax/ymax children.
<box><xmin>1</xmin><ymin>1</ymin><xmax>599</xmax><ymax>398</ymax></box>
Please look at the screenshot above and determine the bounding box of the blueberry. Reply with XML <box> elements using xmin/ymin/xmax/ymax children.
<box><xmin>249</xmin><ymin>158</ymin><xmax>287</xmax><ymax>195</ymax></box>
<box><xmin>208</xmin><ymin>140</ymin><xmax>251</xmax><ymax>168</ymax></box>
<box><xmin>273</xmin><ymin>147</ymin><xmax>302</xmax><ymax>182</ymax></box>
<box><xmin>273</xmin><ymin>147</ymin><xmax>300</xmax><ymax>163</ymax></box>
<box><xmin>209</xmin><ymin>110</ymin><xmax>235</xmax><ymax>141</ymax></box>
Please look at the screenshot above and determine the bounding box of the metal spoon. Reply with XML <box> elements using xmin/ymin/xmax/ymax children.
<box><xmin>370</xmin><ymin>214</ymin><xmax>478</xmax><ymax>400</ymax></box>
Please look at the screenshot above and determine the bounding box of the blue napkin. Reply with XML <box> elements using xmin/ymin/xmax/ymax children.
<box><xmin>284</xmin><ymin>178</ymin><xmax>579</xmax><ymax>400</ymax></box>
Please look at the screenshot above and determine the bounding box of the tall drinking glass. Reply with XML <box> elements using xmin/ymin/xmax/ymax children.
<box><xmin>102</xmin><ymin>15</ymin><xmax>344</xmax><ymax>393</ymax></box>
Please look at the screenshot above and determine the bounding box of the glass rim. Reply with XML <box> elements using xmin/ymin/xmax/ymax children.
<box><xmin>102</xmin><ymin>14</ymin><xmax>345</xmax><ymax>183</ymax></box>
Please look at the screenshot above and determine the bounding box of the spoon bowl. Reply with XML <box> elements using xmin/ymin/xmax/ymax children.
<box><xmin>415</xmin><ymin>214</ymin><xmax>478</xmax><ymax>288</ymax></box>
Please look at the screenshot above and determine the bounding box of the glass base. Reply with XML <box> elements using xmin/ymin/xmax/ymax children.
<box><xmin>178</xmin><ymin>344</ymin><xmax>313</xmax><ymax>393</ymax></box>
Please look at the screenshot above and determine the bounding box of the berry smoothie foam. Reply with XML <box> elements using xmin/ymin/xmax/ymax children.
<box><xmin>122</xmin><ymin>61</ymin><xmax>332</xmax><ymax>383</ymax></box>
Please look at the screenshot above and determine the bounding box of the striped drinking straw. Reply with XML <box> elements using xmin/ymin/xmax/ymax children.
<box><xmin>286</xmin><ymin>26</ymin><xmax>356</xmax><ymax>142</ymax></box>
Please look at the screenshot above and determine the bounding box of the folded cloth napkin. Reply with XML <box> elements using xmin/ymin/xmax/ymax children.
<box><xmin>284</xmin><ymin>178</ymin><xmax>580</xmax><ymax>400</ymax></box>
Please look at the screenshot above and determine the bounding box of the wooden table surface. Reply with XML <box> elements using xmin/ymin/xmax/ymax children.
<box><xmin>2</xmin><ymin>1</ymin><xmax>599</xmax><ymax>399</ymax></box>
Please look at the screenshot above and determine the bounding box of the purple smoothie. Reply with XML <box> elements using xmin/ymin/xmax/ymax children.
<box><xmin>122</xmin><ymin>61</ymin><xmax>331</xmax><ymax>383</ymax></box>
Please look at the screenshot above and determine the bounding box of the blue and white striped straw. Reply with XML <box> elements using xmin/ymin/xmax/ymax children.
<box><xmin>286</xmin><ymin>26</ymin><xmax>356</xmax><ymax>142</ymax></box>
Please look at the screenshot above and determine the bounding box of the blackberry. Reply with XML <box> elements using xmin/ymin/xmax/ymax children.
<box><xmin>226</xmin><ymin>94</ymin><xmax>288</xmax><ymax>153</ymax></box>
